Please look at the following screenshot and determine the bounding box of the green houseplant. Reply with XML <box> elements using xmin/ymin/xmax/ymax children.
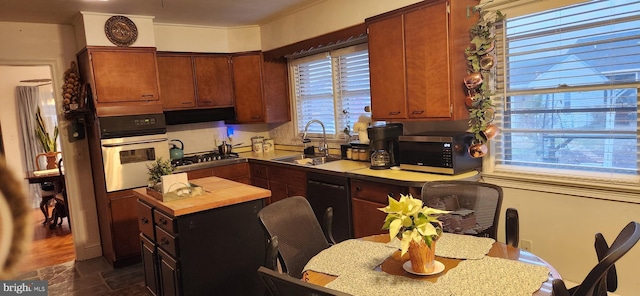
<box><xmin>146</xmin><ymin>157</ymin><xmax>175</xmax><ymax>187</ymax></box>
<box><xmin>35</xmin><ymin>106</ymin><xmax>58</xmax><ymax>153</ymax></box>
<box><xmin>379</xmin><ymin>194</ymin><xmax>448</xmax><ymax>273</ymax></box>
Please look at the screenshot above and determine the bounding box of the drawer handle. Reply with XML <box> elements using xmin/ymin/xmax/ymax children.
<box><xmin>251</xmin><ymin>115</ymin><xmax>262</xmax><ymax>119</ymax></box>
<box><xmin>355</xmin><ymin>186</ymin><xmax>362</xmax><ymax>192</ymax></box>
<box><xmin>141</xmin><ymin>217</ymin><xmax>149</xmax><ymax>224</ymax></box>
<box><xmin>389</xmin><ymin>111</ymin><xmax>401</xmax><ymax>115</ymax></box>
<box><xmin>160</xmin><ymin>237</ymin><xmax>169</xmax><ymax>246</ymax></box>
<box><xmin>159</xmin><ymin>217</ymin><xmax>167</xmax><ymax>225</ymax></box>
<box><xmin>412</xmin><ymin>110</ymin><xmax>424</xmax><ymax>114</ymax></box>
<box><xmin>141</xmin><ymin>94</ymin><xmax>155</xmax><ymax>98</ymax></box>
<box><xmin>388</xmin><ymin>192</ymin><xmax>395</xmax><ymax>197</ymax></box>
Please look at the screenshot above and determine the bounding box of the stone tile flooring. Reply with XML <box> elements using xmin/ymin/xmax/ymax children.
<box><xmin>15</xmin><ymin>257</ymin><xmax>151</xmax><ymax>296</ymax></box>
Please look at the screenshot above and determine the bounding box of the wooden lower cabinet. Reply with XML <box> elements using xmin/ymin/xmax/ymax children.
<box><xmin>103</xmin><ymin>190</ymin><xmax>143</xmax><ymax>267</ymax></box>
<box><xmin>350</xmin><ymin>179</ymin><xmax>410</xmax><ymax>238</ymax></box>
<box><xmin>137</xmin><ymin>198</ymin><xmax>266</xmax><ymax>295</ymax></box>
<box><xmin>249</xmin><ymin>162</ymin><xmax>306</xmax><ymax>204</ymax></box>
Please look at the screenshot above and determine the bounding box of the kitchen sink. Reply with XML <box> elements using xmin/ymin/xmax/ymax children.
<box><xmin>273</xmin><ymin>154</ymin><xmax>342</xmax><ymax>166</ymax></box>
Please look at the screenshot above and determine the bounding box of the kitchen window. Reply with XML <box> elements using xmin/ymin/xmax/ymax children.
<box><xmin>290</xmin><ymin>44</ymin><xmax>371</xmax><ymax>139</ymax></box>
<box><xmin>492</xmin><ymin>0</ymin><xmax>640</xmax><ymax>185</ymax></box>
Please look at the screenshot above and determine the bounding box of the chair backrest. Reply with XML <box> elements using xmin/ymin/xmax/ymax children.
<box><xmin>554</xmin><ymin>221</ymin><xmax>640</xmax><ymax>296</ymax></box>
<box><xmin>422</xmin><ymin>181</ymin><xmax>503</xmax><ymax>239</ymax></box>
<box><xmin>257</xmin><ymin>196</ymin><xmax>331</xmax><ymax>278</ymax></box>
<box><xmin>257</xmin><ymin>266</ymin><xmax>351</xmax><ymax>296</ymax></box>
<box><xmin>505</xmin><ymin>207</ymin><xmax>519</xmax><ymax>247</ymax></box>
<box><xmin>571</xmin><ymin>221</ymin><xmax>640</xmax><ymax>296</ymax></box>
<box><xmin>594</xmin><ymin>232</ymin><xmax>617</xmax><ymax>294</ymax></box>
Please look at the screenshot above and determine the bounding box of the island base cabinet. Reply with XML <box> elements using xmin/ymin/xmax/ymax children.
<box><xmin>140</xmin><ymin>234</ymin><xmax>160</xmax><ymax>296</ymax></box>
<box><xmin>137</xmin><ymin>198</ymin><xmax>266</xmax><ymax>295</ymax></box>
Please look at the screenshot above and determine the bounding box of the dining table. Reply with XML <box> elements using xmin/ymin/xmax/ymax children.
<box><xmin>303</xmin><ymin>234</ymin><xmax>560</xmax><ymax>296</ymax></box>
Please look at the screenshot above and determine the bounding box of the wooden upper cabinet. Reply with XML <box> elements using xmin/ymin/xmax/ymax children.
<box><xmin>77</xmin><ymin>47</ymin><xmax>163</xmax><ymax>116</ymax></box>
<box><xmin>366</xmin><ymin>0</ymin><xmax>477</xmax><ymax>121</ymax></box>
<box><xmin>194</xmin><ymin>55</ymin><xmax>234</xmax><ymax>108</ymax></box>
<box><xmin>232</xmin><ymin>52</ymin><xmax>290</xmax><ymax>124</ymax></box>
<box><xmin>368</xmin><ymin>14</ymin><xmax>407</xmax><ymax>120</ymax></box>
<box><xmin>157</xmin><ymin>54</ymin><xmax>197</xmax><ymax>109</ymax></box>
<box><xmin>405</xmin><ymin>2</ymin><xmax>451</xmax><ymax>119</ymax></box>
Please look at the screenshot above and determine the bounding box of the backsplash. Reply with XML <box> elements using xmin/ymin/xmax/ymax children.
<box><xmin>166</xmin><ymin>121</ymin><xmax>269</xmax><ymax>154</ymax></box>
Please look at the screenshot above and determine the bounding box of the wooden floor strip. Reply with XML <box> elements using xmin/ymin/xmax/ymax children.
<box><xmin>17</xmin><ymin>208</ymin><xmax>75</xmax><ymax>273</ymax></box>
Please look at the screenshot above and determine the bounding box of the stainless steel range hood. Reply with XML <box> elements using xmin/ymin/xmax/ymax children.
<box><xmin>164</xmin><ymin>107</ymin><xmax>236</xmax><ymax>125</ymax></box>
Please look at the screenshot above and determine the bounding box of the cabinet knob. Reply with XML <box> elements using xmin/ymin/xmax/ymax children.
<box><xmin>389</xmin><ymin>111</ymin><xmax>401</xmax><ymax>115</ymax></box>
<box><xmin>412</xmin><ymin>110</ymin><xmax>424</xmax><ymax>114</ymax></box>
<box><xmin>141</xmin><ymin>94</ymin><xmax>154</xmax><ymax>98</ymax></box>
<box><xmin>355</xmin><ymin>186</ymin><xmax>362</xmax><ymax>192</ymax></box>
<box><xmin>159</xmin><ymin>218</ymin><xmax>167</xmax><ymax>225</ymax></box>
<box><xmin>160</xmin><ymin>238</ymin><xmax>169</xmax><ymax>246</ymax></box>
<box><xmin>388</xmin><ymin>192</ymin><xmax>395</xmax><ymax>197</ymax></box>
<box><xmin>141</xmin><ymin>217</ymin><xmax>149</xmax><ymax>224</ymax></box>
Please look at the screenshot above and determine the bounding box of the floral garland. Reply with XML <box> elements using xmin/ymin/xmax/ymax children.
<box><xmin>464</xmin><ymin>7</ymin><xmax>505</xmax><ymax>158</ymax></box>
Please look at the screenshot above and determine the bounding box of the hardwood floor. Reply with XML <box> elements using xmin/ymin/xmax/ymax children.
<box><xmin>17</xmin><ymin>208</ymin><xmax>75</xmax><ymax>273</ymax></box>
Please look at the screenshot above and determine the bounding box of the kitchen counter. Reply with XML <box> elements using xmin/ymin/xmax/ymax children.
<box><xmin>132</xmin><ymin>176</ymin><xmax>271</xmax><ymax>216</ymax></box>
<box><xmin>237</xmin><ymin>150</ymin><xmax>479</xmax><ymax>186</ymax></box>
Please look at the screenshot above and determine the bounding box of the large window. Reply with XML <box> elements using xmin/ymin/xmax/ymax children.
<box><xmin>495</xmin><ymin>0</ymin><xmax>640</xmax><ymax>182</ymax></box>
<box><xmin>290</xmin><ymin>44</ymin><xmax>371</xmax><ymax>139</ymax></box>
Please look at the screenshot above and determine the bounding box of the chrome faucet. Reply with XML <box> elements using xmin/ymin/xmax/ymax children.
<box><xmin>302</xmin><ymin>119</ymin><xmax>328</xmax><ymax>156</ymax></box>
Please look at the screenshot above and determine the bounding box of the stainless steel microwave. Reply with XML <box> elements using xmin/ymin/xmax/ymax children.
<box><xmin>398</xmin><ymin>132</ymin><xmax>481</xmax><ymax>175</ymax></box>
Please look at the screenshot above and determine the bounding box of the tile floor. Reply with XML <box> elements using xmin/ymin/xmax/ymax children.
<box><xmin>15</xmin><ymin>257</ymin><xmax>151</xmax><ymax>296</ymax></box>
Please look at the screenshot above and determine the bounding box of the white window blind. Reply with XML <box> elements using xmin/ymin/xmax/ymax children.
<box><xmin>494</xmin><ymin>0</ymin><xmax>640</xmax><ymax>183</ymax></box>
<box><xmin>291</xmin><ymin>44</ymin><xmax>370</xmax><ymax>138</ymax></box>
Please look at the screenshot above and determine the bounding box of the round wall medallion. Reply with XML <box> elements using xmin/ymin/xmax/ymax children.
<box><xmin>104</xmin><ymin>15</ymin><xmax>138</xmax><ymax>47</ymax></box>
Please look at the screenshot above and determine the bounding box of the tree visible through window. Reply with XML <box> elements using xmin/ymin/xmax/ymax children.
<box><xmin>495</xmin><ymin>0</ymin><xmax>640</xmax><ymax>179</ymax></box>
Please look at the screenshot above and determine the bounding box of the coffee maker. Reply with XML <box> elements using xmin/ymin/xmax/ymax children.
<box><xmin>367</xmin><ymin>123</ymin><xmax>403</xmax><ymax>169</ymax></box>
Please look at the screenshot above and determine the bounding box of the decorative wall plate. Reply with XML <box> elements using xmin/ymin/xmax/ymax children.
<box><xmin>104</xmin><ymin>15</ymin><xmax>138</xmax><ymax>47</ymax></box>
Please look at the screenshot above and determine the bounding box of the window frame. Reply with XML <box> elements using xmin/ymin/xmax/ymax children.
<box><xmin>482</xmin><ymin>0</ymin><xmax>640</xmax><ymax>199</ymax></box>
<box><xmin>288</xmin><ymin>43</ymin><xmax>371</xmax><ymax>141</ymax></box>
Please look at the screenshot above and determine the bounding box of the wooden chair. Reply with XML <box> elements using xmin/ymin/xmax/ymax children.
<box><xmin>257</xmin><ymin>196</ymin><xmax>335</xmax><ymax>278</ymax></box>
<box><xmin>422</xmin><ymin>181</ymin><xmax>503</xmax><ymax>239</ymax></box>
<box><xmin>552</xmin><ymin>221</ymin><xmax>640</xmax><ymax>296</ymax></box>
<box><xmin>257</xmin><ymin>266</ymin><xmax>351</xmax><ymax>296</ymax></box>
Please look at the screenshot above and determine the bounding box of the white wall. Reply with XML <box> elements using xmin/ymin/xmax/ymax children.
<box><xmin>0</xmin><ymin>21</ymin><xmax>102</xmax><ymax>261</ymax></box>
<box><xmin>76</xmin><ymin>12</ymin><xmax>156</xmax><ymax>48</ymax></box>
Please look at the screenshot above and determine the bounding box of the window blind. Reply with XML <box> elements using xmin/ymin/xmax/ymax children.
<box><xmin>494</xmin><ymin>0</ymin><xmax>640</xmax><ymax>183</ymax></box>
<box><xmin>291</xmin><ymin>44</ymin><xmax>370</xmax><ymax>138</ymax></box>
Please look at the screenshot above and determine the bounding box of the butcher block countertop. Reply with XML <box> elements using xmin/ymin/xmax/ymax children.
<box><xmin>133</xmin><ymin>176</ymin><xmax>271</xmax><ymax>216</ymax></box>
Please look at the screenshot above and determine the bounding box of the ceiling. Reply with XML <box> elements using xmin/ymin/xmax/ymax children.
<box><xmin>0</xmin><ymin>0</ymin><xmax>319</xmax><ymax>27</ymax></box>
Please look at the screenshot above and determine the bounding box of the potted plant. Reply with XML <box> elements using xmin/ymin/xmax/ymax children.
<box><xmin>34</xmin><ymin>106</ymin><xmax>60</xmax><ymax>169</ymax></box>
<box><xmin>379</xmin><ymin>194</ymin><xmax>448</xmax><ymax>273</ymax></box>
<box><xmin>146</xmin><ymin>157</ymin><xmax>174</xmax><ymax>189</ymax></box>
<box><xmin>464</xmin><ymin>8</ymin><xmax>505</xmax><ymax>158</ymax></box>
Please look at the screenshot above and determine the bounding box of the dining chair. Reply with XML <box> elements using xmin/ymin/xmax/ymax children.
<box><xmin>257</xmin><ymin>266</ymin><xmax>351</xmax><ymax>296</ymax></box>
<box><xmin>505</xmin><ymin>207</ymin><xmax>519</xmax><ymax>247</ymax></box>
<box><xmin>552</xmin><ymin>221</ymin><xmax>640</xmax><ymax>296</ymax></box>
<box><xmin>422</xmin><ymin>181</ymin><xmax>503</xmax><ymax>239</ymax></box>
<box><xmin>257</xmin><ymin>196</ymin><xmax>334</xmax><ymax>278</ymax></box>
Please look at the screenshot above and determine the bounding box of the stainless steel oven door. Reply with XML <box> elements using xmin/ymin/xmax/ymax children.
<box><xmin>101</xmin><ymin>134</ymin><xmax>170</xmax><ymax>192</ymax></box>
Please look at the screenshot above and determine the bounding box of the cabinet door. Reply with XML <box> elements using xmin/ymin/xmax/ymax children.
<box><xmin>158</xmin><ymin>248</ymin><xmax>180</xmax><ymax>296</ymax></box>
<box><xmin>157</xmin><ymin>55</ymin><xmax>197</xmax><ymax>109</ymax></box>
<box><xmin>140</xmin><ymin>234</ymin><xmax>159</xmax><ymax>296</ymax></box>
<box><xmin>405</xmin><ymin>1</ymin><xmax>451</xmax><ymax>119</ymax></box>
<box><xmin>213</xmin><ymin>162</ymin><xmax>250</xmax><ymax>182</ymax></box>
<box><xmin>194</xmin><ymin>56</ymin><xmax>234</xmax><ymax>107</ymax></box>
<box><xmin>351</xmin><ymin>180</ymin><xmax>407</xmax><ymax>238</ymax></box>
<box><xmin>368</xmin><ymin>15</ymin><xmax>407</xmax><ymax>120</ymax></box>
<box><xmin>109</xmin><ymin>191</ymin><xmax>142</xmax><ymax>260</ymax></box>
<box><xmin>233</xmin><ymin>54</ymin><xmax>265</xmax><ymax>123</ymax></box>
<box><xmin>91</xmin><ymin>50</ymin><xmax>160</xmax><ymax>103</ymax></box>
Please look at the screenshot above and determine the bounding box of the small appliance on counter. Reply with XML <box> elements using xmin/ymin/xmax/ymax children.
<box><xmin>398</xmin><ymin>131</ymin><xmax>481</xmax><ymax>175</ymax></box>
<box><xmin>367</xmin><ymin>123</ymin><xmax>403</xmax><ymax>169</ymax></box>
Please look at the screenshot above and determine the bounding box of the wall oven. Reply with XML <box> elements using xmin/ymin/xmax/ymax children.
<box><xmin>98</xmin><ymin>114</ymin><xmax>169</xmax><ymax>192</ymax></box>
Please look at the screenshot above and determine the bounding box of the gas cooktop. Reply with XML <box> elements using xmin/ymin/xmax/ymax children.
<box><xmin>172</xmin><ymin>151</ymin><xmax>240</xmax><ymax>168</ymax></box>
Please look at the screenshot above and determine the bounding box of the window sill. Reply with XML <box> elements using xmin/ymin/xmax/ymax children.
<box><xmin>481</xmin><ymin>171</ymin><xmax>640</xmax><ymax>204</ymax></box>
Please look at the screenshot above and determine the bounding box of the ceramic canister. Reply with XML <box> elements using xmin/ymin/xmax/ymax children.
<box><xmin>251</xmin><ymin>136</ymin><xmax>264</xmax><ymax>152</ymax></box>
<box><xmin>263</xmin><ymin>138</ymin><xmax>274</xmax><ymax>152</ymax></box>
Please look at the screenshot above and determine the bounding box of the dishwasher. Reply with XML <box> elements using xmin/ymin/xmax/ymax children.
<box><xmin>306</xmin><ymin>172</ymin><xmax>352</xmax><ymax>243</ymax></box>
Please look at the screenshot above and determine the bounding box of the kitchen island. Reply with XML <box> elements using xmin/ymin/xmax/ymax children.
<box><xmin>133</xmin><ymin>176</ymin><xmax>271</xmax><ymax>296</ymax></box>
